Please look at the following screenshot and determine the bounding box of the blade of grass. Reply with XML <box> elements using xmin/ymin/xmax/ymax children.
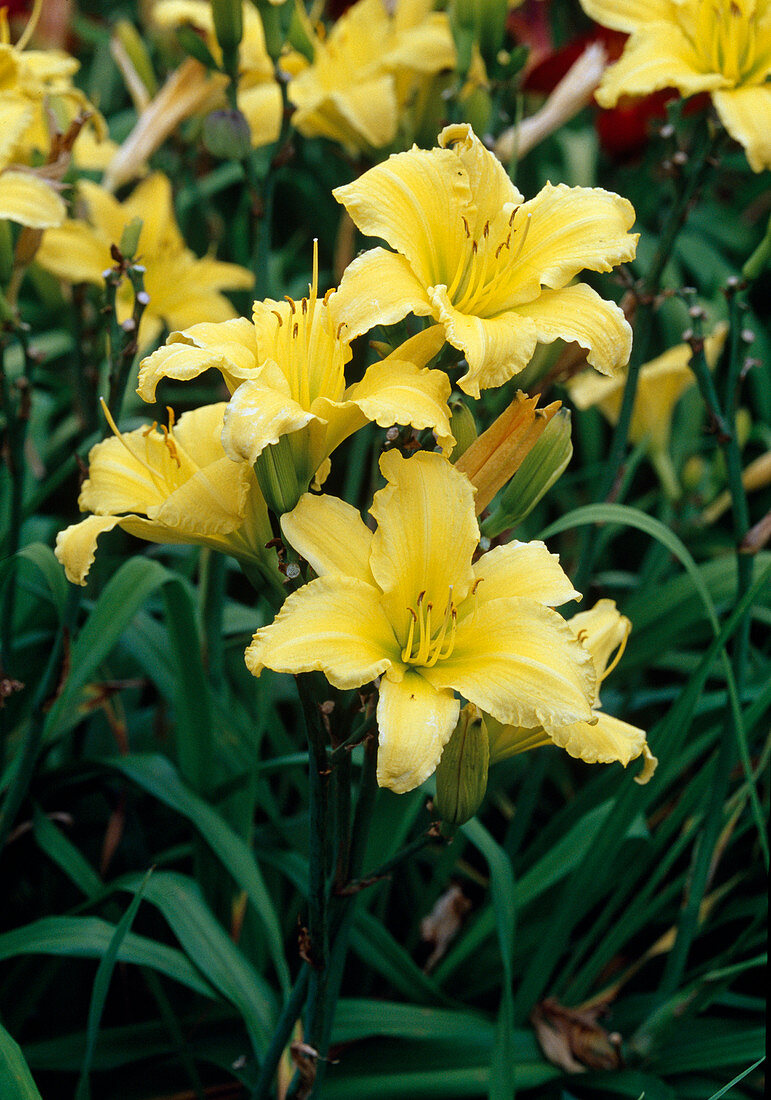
<box><xmin>0</xmin><ymin>1024</ymin><xmax>44</xmax><ymax>1100</ymax></box>
<box><xmin>74</xmin><ymin>868</ymin><xmax>153</xmax><ymax>1100</ymax></box>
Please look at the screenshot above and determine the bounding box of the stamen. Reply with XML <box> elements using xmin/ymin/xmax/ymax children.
<box><xmin>285</xmin><ymin>296</ymin><xmax>296</xmax><ymax>314</ymax></box>
<box><xmin>15</xmin><ymin>0</ymin><xmax>43</xmax><ymax>50</ymax></box>
<box><xmin>293</xmin><ymin>322</ymin><xmax>299</xmax><ymax>339</ymax></box>
<box><xmin>461</xmin><ymin>215</ymin><xmax>471</xmax><ymax>239</ymax></box>
<box><xmin>323</xmin><ymin>288</ymin><xmax>335</xmax><ymax>306</ymax></box>
<box><xmin>402</xmin><ymin>588</ymin><xmax>458</xmax><ymax>666</ymax></box>
<box><xmin>271</xmin><ymin>310</ymin><xmax>283</xmax><ymax>326</ymax></box>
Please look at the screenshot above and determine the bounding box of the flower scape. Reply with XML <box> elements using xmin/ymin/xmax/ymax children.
<box><xmin>2</xmin><ymin>1</ymin><xmax>768</xmax><ymax>1097</ymax></box>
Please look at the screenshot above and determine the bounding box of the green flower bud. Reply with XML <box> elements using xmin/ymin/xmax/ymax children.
<box><xmin>119</xmin><ymin>217</ymin><xmax>143</xmax><ymax>261</ymax></box>
<box><xmin>253</xmin><ymin>433</ymin><xmax>308</xmax><ymax>517</ymax></box>
<box><xmin>735</xmin><ymin>407</ymin><xmax>752</xmax><ymax>450</ymax></box>
<box><xmin>481</xmin><ymin>407</ymin><xmax>572</xmax><ymax>537</ymax></box>
<box><xmin>435</xmin><ymin>705</ymin><xmax>489</xmax><ymax>825</ymax></box>
<box><xmin>449</xmin><ymin>398</ymin><xmax>478</xmax><ymax>462</ymax></box>
<box><xmin>212</xmin><ymin>0</ymin><xmax>244</xmax><ymax>76</ymax></box>
<box><xmin>202</xmin><ymin>108</ymin><xmax>253</xmax><ymax>160</ymax></box>
<box><xmin>450</xmin><ymin>0</ymin><xmax>507</xmax><ymax>70</ymax></box>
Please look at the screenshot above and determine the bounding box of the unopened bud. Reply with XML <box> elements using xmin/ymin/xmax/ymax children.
<box><xmin>448</xmin><ymin>399</ymin><xmax>477</xmax><ymax>461</ymax></box>
<box><xmin>435</xmin><ymin>705</ymin><xmax>489</xmax><ymax>825</ymax></box>
<box><xmin>119</xmin><ymin>216</ymin><xmax>143</xmax><ymax>260</ymax></box>
<box><xmin>735</xmin><ymin>407</ymin><xmax>752</xmax><ymax>449</ymax></box>
<box><xmin>202</xmin><ymin>107</ymin><xmax>252</xmax><ymax>160</ymax></box>
<box><xmin>450</xmin><ymin>0</ymin><xmax>507</xmax><ymax>69</ymax></box>
<box><xmin>481</xmin><ymin>407</ymin><xmax>572</xmax><ymax>537</ymax></box>
<box><xmin>212</xmin><ymin>0</ymin><xmax>244</xmax><ymax>67</ymax></box>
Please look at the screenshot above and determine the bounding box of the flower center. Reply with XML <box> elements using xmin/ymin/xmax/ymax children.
<box><xmin>447</xmin><ymin>207</ymin><xmax>531</xmax><ymax>316</ymax></box>
<box><xmin>684</xmin><ymin>0</ymin><xmax>762</xmax><ymax>83</ymax></box>
<box><xmin>401</xmin><ymin>589</ymin><xmax>458</xmax><ymax>667</ymax></box>
<box><xmin>269</xmin><ymin>239</ymin><xmax>348</xmax><ymax>409</ymax></box>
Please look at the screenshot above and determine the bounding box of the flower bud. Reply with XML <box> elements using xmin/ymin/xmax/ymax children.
<box><xmin>253</xmin><ymin>432</ymin><xmax>307</xmax><ymax>517</ymax></box>
<box><xmin>448</xmin><ymin>398</ymin><xmax>477</xmax><ymax>462</ymax></box>
<box><xmin>119</xmin><ymin>216</ymin><xmax>143</xmax><ymax>260</ymax></box>
<box><xmin>456</xmin><ymin>391</ymin><xmax>561</xmax><ymax>515</ymax></box>
<box><xmin>481</xmin><ymin>407</ymin><xmax>572</xmax><ymax>537</ymax></box>
<box><xmin>435</xmin><ymin>705</ymin><xmax>489</xmax><ymax>825</ymax></box>
<box><xmin>211</xmin><ymin>0</ymin><xmax>244</xmax><ymax>76</ymax></box>
<box><xmin>450</xmin><ymin>0</ymin><xmax>507</xmax><ymax>70</ymax></box>
<box><xmin>203</xmin><ymin>107</ymin><xmax>253</xmax><ymax>160</ymax></box>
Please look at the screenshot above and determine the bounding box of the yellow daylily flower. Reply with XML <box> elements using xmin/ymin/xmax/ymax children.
<box><xmin>56</xmin><ymin>402</ymin><xmax>276</xmax><ymax>587</ymax></box>
<box><xmin>286</xmin><ymin>0</ymin><xmax>456</xmax><ymax>157</ymax></box>
<box><xmin>581</xmin><ymin>0</ymin><xmax>771</xmax><ymax>172</ymax></box>
<box><xmin>35</xmin><ymin>173</ymin><xmax>254</xmax><ymax>346</ymax></box>
<box><xmin>246</xmin><ymin>449</ymin><xmax>596</xmax><ymax>793</ymax></box>
<box><xmin>0</xmin><ymin>97</ymin><xmax>65</xmax><ymax>227</ymax></box>
<box><xmin>152</xmin><ymin>0</ymin><xmax>282</xmax><ymax>148</ymax></box>
<box><xmin>567</xmin><ymin>325</ymin><xmax>728</xmax><ymax>495</ymax></box>
<box><xmin>486</xmin><ymin>598</ymin><xmax>657</xmax><ymax>782</ymax></box>
<box><xmin>137</xmin><ymin>252</ymin><xmax>455</xmax><ymax>512</ymax></box>
<box><xmin>332</xmin><ymin>124</ymin><xmax>638</xmax><ymax>398</ymax></box>
<box><xmin>0</xmin><ymin>3</ymin><xmax>105</xmax><ymax>161</ymax></box>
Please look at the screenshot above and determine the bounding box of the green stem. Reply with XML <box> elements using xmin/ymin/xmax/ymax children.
<box><xmin>294</xmin><ymin>674</ymin><xmax>331</xmax><ymax>1063</ymax></box>
<box><xmin>252</xmin><ymin>966</ymin><xmax>310</xmax><ymax>1100</ymax></box>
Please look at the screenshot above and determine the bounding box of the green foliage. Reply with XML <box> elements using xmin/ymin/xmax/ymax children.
<box><xmin>1</xmin><ymin>0</ymin><xmax>768</xmax><ymax>1097</ymax></box>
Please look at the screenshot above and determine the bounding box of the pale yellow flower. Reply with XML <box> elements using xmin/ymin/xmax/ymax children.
<box><xmin>567</xmin><ymin>325</ymin><xmax>728</xmax><ymax>494</ymax></box>
<box><xmin>332</xmin><ymin>124</ymin><xmax>638</xmax><ymax>398</ymax></box>
<box><xmin>137</xmin><ymin>253</ymin><xmax>455</xmax><ymax>511</ymax></box>
<box><xmin>0</xmin><ymin>97</ymin><xmax>65</xmax><ymax>227</ymax></box>
<box><xmin>246</xmin><ymin>449</ymin><xmax>595</xmax><ymax>793</ymax></box>
<box><xmin>56</xmin><ymin>402</ymin><xmax>276</xmax><ymax>587</ymax></box>
<box><xmin>35</xmin><ymin>173</ymin><xmax>254</xmax><ymax>345</ymax></box>
<box><xmin>581</xmin><ymin>0</ymin><xmax>771</xmax><ymax>172</ymax></box>
<box><xmin>286</xmin><ymin>0</ymin><xmax>456</xmax><ymax>157</ymax></box>
<box><xmin>151</xmin><ymin>0</ymin><xmax>282</xmax><ymax>148</ymax></box>
<box><xmin>486</xmin><ymin>599</ymin><xmax>657</xmax><ymax>782</ymax></box>
<box><xmin>0</xmin><ymin>5</ymin><xmax>105</xmax><ymax>161</ymax></box>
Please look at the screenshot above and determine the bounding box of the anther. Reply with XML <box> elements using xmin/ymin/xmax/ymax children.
<box><xmin>271</xmin><ymin>310</ymin><xmax>283</xmax><ymax>326</ymax></box>
<box><xmin>323</xmin><ymin>288</ymin><xmax>335</xmax><ymax>305</ymax></box>
<box><xmin>461</xmin><ymin>216</ymin><xmax>471</xmax><ymax>238</ymax></box>
<box><xmin>293</xmin><ymin>322</ymin><xmax>299</xmax><ymax>339</ymax></box>
<box><xmin>285</xmin><ymin>296</ymin><xmax>296</xmax><ymax>314</ymax></box>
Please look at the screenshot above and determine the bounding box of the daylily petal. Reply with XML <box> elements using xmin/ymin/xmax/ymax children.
<box><xmin>332</xmin><ymin>247</ymin><xmax>433</xmax><ymax>341</ymax></box>
<box><xmin>343</xmin><ymin>356</ymin><xmax>454</xmax><ymax>454</ymax></box>
<box><xmin>333</xmin><ymin>144</ymin><xmax>473</xmax><ymax>287</ymax></box>
<box><xmin>0</xmin><ymin>171</ymin><xmax>65</xmax><ymax>228</ymax></box>
<box><xmin>369</xmin><ymin>450</ymin><xmax>478</xmax><ymax>619</ymax></box>
<box><xmin>713</xmin><ymin>85</ymin><xmax>771</xmax><ymax>172</ymax></box>
<box><xmin>578</xmin><ymin>0</ymin><xmax>672</xmax><ymax>33</ymax></box>
<box><xmin>238</xmin><ymin>81</ymin><xmax>283</xmax><ymax>147</ymax></box>
<box><xmin>506</xmin><ymin>183</ymin><xmax>638</xmax><ymax>300</ymax></box>
<box><xmin>35</xmin><ymin>223</ymin><xmax>108</xmax><ymax>283</ymax></box>
<box><xmin>222</xmin><ymin>376</ymin><xmax>318</xmax><ymax>464</ymax></box>
<box><xmin>55</xmin><ymin>515</ymin><xmax>123</xmax><ymax>586</ymax></box>
<box><xmin>567</xmin><ymin>599</ymin><xmax>629</xmax><ymax>685</ymax></box>
<box><xmin>595</xmin><ymin>23</ymin><xmax>726</xmax><ymax>108</ymax></box>
<box><xmin>472</xmin><ymin>541</ymin><xmax>580</xmax><ymax>608</ymax></box>
<box><xmin>430</xmin><ymin>285</ymin><xmax>538</xmax><ymax>398</ymax></box>
<box><xmin>152</xmin><ymin>456</ymin><xmax>250</xmax><ymax>536</ymax></box>
<box><xmin>137</xmin><ymin>318</ymin><xmax>257</xmax><ymax>401</ymax></box>
<box><xmin>376</xmin><ymin>670</ymin><xmax>460</xmax><ymax>793</ymax></box>
<box><xmin>245</xmin><ymin>576</ymin><xmax>397</xmax><ymax>689</ymax></box>
<box><xmin>424</xmin><ymin>598</ymin><xmax>595</xmax><ymax>729</ymax></box>
<box><xmin>281</xmin><ymin>493</ymin><xmax>374</xmax><ymax>583</ymax></box>
<box><xmin>514</xmin><ymin>283</ymin><xmax>632</xmax><ymax>377</ymax></box>
<box><xmin>124</xmin><ymin>174</ymin><xmax>185</xmax><ymax>255</ymax></box>
<box><xmin>548</xmin><ymin>710</ymin><xmax>651</xmax><ymax>770</ymax></box>
<box><xmin>438</xmin><ymin>124</ymin><xmax>524</xmax><ymax>234</ymax></box>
